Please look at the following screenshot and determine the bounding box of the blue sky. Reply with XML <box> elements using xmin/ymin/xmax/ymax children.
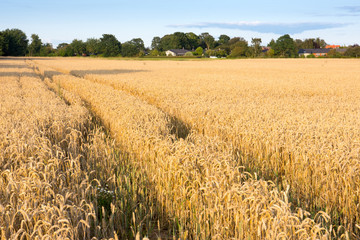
<box><xmin>1</xmin><ymin>0</ymin><xmax>359</xmax><ymax>48</ymax></box>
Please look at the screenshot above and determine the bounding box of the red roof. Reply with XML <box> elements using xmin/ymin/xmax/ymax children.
<box><xmin>325</xmin><ymin>45</ymin><xmax>340</xmax><ymax>49</ymax></box>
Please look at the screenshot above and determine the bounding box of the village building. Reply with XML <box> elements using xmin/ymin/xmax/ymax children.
<box><xmin>298</xmin><ymin>46</ymin><xmax>348</xmax><ymax>57</ymax></box>
<box><xmin>165</xmin><ymin>49</ymin><xmax>191</xmax><ymax>56</ymax></box>
<box><xmin>298</xmin><ymin>48</ymin><xmax>330</xmax><ymax>57</ymax></box>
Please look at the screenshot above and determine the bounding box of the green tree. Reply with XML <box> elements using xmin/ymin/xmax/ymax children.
<box><xmin>151</xmin><ymin>36</ymin><xmax>161</xmax><ymax>50</ymax></box>
<box><xmin>200</xmin><ymin>32</ymin><xmax>215</xmax><ymax>50</ymax></box>
<box><xmin>159</xmin><ymin>33</ymin><xmax>184</xmax><ymax>50</ymax></box>
<box><xmin>303</xmin><ymin>38</ymin><xmax>316</xmax><ymax>48</ymax></box>
<box><xmin>121</xmin><ymin>38</ymin><xmax>145</xmax><ymax>57</ymax></box>
<box><xmin>228</xmin><ymin>38</ymin><xmax>249</xmax><ymax>57</ymax></box>
<box><xmin>158</xmin><ymin>34</ymin><xmax>173</xmax><ymax>51</ymax></box>
<box><xmin>327</xmin><ymin>49</ymin><xmax>342</xmax><ymax>58</ymax></box>
<box><xmin>273</xmin><ymin>34</ymin><xmax>297</xmax><ymax>57</ymax></box>
<box><xmin>40</xmin><ymin>43</ymin><xmax>55</xmax><ymax>56</ymax></box>
<box><xmin>251</xmin><ymin>38</ymin><xmax>262</xmax><ymax>57</ymax></box>
<box><xmin>70</xmin><ymin>39</ymin><xmax>86</xmax><ymax>56</ymax></box>
<box><xmin>100</xmin><ymin>34</ymin><xmax>121</xmax><ymax>57</ymax></box>
<box><xmin>315</xmin><ymin>37</ymin><xmax>327</xmax><ymax>48</ymax></box>
<box><xmin>215</xmin><ymin>49</ymin><xmax>227</xmax><ymax>58</ymax></box>
<box><xmin>57</xmin><ymin>43</ymin><xmax>69</xmax><ymax>49</ymax></box>
<box><xmin>266</xmin><ymin>48</ymin><xmax>275</xmax><ymax>57</ymax></box>
<box><xmin>228</xmin><ymin>37</ymin><xmax>246</xmax><ymax>46</ymax></box>
<box><xmin>194</xmin><ymin>47</ymin><xmax>203</xmax><ymax>56</ymax></box>
<box><xmin>86</xmin><ymin>38</ymin><xmax>101</xmax><ymax>55</ymax></box>
<box><xmin>28</xmin><ymin>34</ymin><xmax>42</xmax><ymax>56</ymax></box>
<box><xmin>121</xmin><ymin>42</ymin><xmax>139</xmax><ymax>57</ymax></box>
<box><xmin>295</xmin><ymin>38</ymin><xmax>327</xmax><ymax>49</ymax></box>
<box><xmin>268</xmin><ymin>39</ymin><xmax>276</xmax><ymax>48</ymax></box>
<box><xmin>215</xmin><ymin>37</ymin><xmax>246</xmax><ymax>55</ymax></box>
<box><xmin>158</xmin><ymin>32</ymin><xmax>199</xmax><ymax>51</ymax></box>
<box><xmin>218</xmin><ymin>34</ymin><xmax>230</xmax><ymax>45</ymax></box>
<box><xmin>186</xmin><ymin>32</ymin><xmax>200</xmax><ymax>50</ymax></box>
<box><xmin>0</xmin><ymin>28</ymin><xmax>28</xmax><ymax>56</ymax></box>
<box><xmin>0</xmin><ymin>33</ymin><xmax>5</xmax><ymax>56</ymax></box>
<box><xmin>229</xmin><ymin>47</ymin><xmax>246</xmax><ymax>58</ymax></box>
<box><xmin>129</xmin><ymin>38</ymin><xmax>145</xmax><ymax>51</ymax></box>
<box><xmin>294</xmin><ymin>39</ymin><xmax>304</xmax><ymax>50</ymax></box>
<box><xmin>149</xmin><ymin>49</ymin><xmax>160</xmax><ymax>56</ymax></box>
<box><xmin>173</xmin><ymin>32</ymin><xmax>188</xmax><ymax>49</ymax></box>
<box><xmin>344</xmin><ymin>46</ymin><xmax>360</xmax><ymax>58</ymax></box>
<box><xmin>56</xmin><ymin>43</ymin><xmax>73</xmax><ymax>56</ymax></box>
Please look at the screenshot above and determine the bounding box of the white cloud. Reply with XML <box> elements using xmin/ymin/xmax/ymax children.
<box><xmin>167</xmin><ymin>21</ymin><xmax>349</xmax><ymax>35</ymax></box>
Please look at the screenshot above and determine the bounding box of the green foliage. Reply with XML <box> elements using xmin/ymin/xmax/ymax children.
<box><xmin>157</xmin><ymin>32</ymin><xmax>214</xmax><ymax>51</ymax></box>
<box><xmin>158</xmin><ymin>34</ymin><xmax>172</xmax><ymax>51</ymax></box>
<box><xmin>100</xmin><ymin>34</ymin><xmax>121</xmax><ymax>57</ymax></box>
<box><xmin>295</xmin><ymin>38</ymin><xmax>327</xmax><ymax>49</ymax></box>
<box><xmin>0</xmin><ymin>33</ymin><xmax>4</xmax><ymax>56</ymax></box>
<box><xmin>40</xmin><ymin>43</ymin><xmax>55</xmax><ymax>56</ymax></box>
<box><xmin>184</xmin><ymin>51</ymin><xmax>193</xmax><ymax>57</ymax></box>
<box><xmin>70</xmin><ymin>39</ymin><xmax>86</xmax><ymax>56</ymax></box>
<box><xmin>344</xmin><ymin>46</ymin><xmax>360</xmax><ymax>57</ymax></box>
<box><xmin>56</xmin><ymin>43</ymin><xmax>73</xmax><ymax>57</ymax></box>
<box><xmin>149</xmin><ymin>49</ymin><xmax>160</xmax><ymax>56</ymax></box>
<box><xmin>151</xmin><ymin>36</ymin><xmax>161</xmax><ymax>50</ymax></box>
<box><xmin>130</xmin><ymin>38</ymin><xmax>145</xmax><ymax>52</ymax></box>
<box><xmin>200</xmin><ymin>32</ymin><xmax>215</xmax><ymax>50</ymax></box>
<box><xmin>229</xmin><ymin>47</ymin><xmax>247</xmax><ymax>58</ymax></box>
<box><xmin>159</xmin><ymin>32</ymin><xmax>193</xmax><ymax>51</ymax></box>
<box><xmin>273</xmin><ymin>34</ymin><xmax>297</xmax><ymax>57</ymax></box>
<box><xmin>268</xmin><ymin>39</ymin><xmax>276</xmax><ymax>49</ymax></box>
<box><xmin>206</xmin><ymin>49</ymin><xmax>227</xmax><ymax>58</ymax></box>
<box><xmin>57</xmin><ymin>43</ymin><xmax>69</xmax><ymax>49</ymax></box>
<box><xmin>215</xmin><ymin>37</ymin><xmax>249</xmax><ymax>56</ymax></box>
<box><xmin>121</xmin><ymin>38</ymin><xmax>145</xmax><ymax>57</ymax></box>
<box><xmin>306</xmin><ymin>54</ymin><xmax>315</xmax><ymax>58</ymax></box>
<box><xmin>315</xmin><ymin>37</ymin><xmax>327</xmax><ymax>48</ymax></box>
<box><xmin>138</xmin><ymin>50</ymin><xmax>145</xmax><ymax>57</ymax></box>
<box><xmin>266</xmin><ymin>48</ymin><xmax>275</xmax><ymax>57</ymax></box>
<box><xmin>173</xmin><ymin>32</ymin><xmax>188</xmax><ymax>49</ymax></box>
<box><xmin>228</xmin><ymin>37</ymin><xmax>245</xmax><ymax>46</ymax></box>
<box><xmin>218</xmin><ymin>34</ymin><xmax>230</xmax><ymax>45</ymax></box>
<box><xmin>86</xmin><ymin>38</ymin><xmax>101</xmax><ymax>55</ymax></box>
<box><xmin>186</xmin><ymin>32</ymin><xmax>200</xmax><ymax>50</ymax></box>
<box><xmin>29</xmin><ymin>34</ymin><xmax>42</xmax><ymax>56</ymax></box>
<box><xmin>251</xmin><ymin>38</ymin><xmax>262</xmax><ymax>57</ymax></box>
<box><xmin>327</xmin><ymin>49</ymin><xmax>343</xmax><ymax>58</ymax></box>
<box><xmin>96</xmin><ymin>185</ymin><xmax>115</xmax><ymax>219</ymax></box>
<box><xmin>194</xmin><ymin>47</ymin><xmax>203</xmax><ymax>56</ymax></box>
<box><xmin>0</xmin><ymin>28</ymin><xmax>28</xmax><ymax>56</ymax></box>
<box><xmin>228</xmin><ymin>38</ymin><xmax>249</xmax><ymax>57</ymax></box>
<box><xmin>121</xmin><ymin>42</ymin><xmax>139</xmax><ymax>57</ymax></box>
<box><xmin>5</xmin><ymin>27</ymin><xmax>345</xmax><ymax>59</ymax></box>
<box><xmin>216</xmin><ymin>49</ymin><xmax>227</xmax><ymax>58</ymax></box>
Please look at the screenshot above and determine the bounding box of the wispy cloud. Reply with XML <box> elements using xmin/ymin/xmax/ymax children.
<box><xmin>167</xmin><ymin>21</ymin><xmax>348</xmax><ymax>35</ymax></box>
<box><xmin>340</xmin><ymin>6</ymin><xmax>360</xmax><ymax>13</ymax></box>
<box><xmin>337</xmin><ymin>6</ymin><xmax>360</xmax><ymax>16</ymax></box>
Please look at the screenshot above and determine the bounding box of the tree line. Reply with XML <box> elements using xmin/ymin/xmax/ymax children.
<box><xmin>1</xmin><ymin>28</ymin><xmax>359</xmax><ymax>58</ymax></box>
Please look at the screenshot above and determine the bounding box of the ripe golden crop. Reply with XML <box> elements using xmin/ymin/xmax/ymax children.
<box><xmin>2</xmin><ymin>58</ymin><xmax>359</xmax><ymax>239</ymax></box>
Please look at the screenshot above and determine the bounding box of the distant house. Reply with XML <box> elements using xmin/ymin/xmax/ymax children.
<box><xmin>298</xmin><ymin>48</ymin><xmax>330</xmax><ymax>57</ymax></box>
<box><xmin>262</xmin><ymin>46</ymin><xmax>271</xmax><ymax>53</ymax></box>
<box><xmin>166</xmin><ymin>49</ymin><xmax>190</xmax><ymax>56</ymax></box>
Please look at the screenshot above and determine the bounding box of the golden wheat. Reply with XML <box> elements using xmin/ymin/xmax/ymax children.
<box><xmin>25</xmin><ymin>58</ymin><xmax>350</xmax><ymax>239</ymax></box>
<box><xmin>0</xmin><ymin>59</ymin><xmax>166</xmax><ymax>239</ymax></box>
<box><xmin>31</xmin><ymin>58</ymin><xmax>360</xmax><ymax>237</ymax></box>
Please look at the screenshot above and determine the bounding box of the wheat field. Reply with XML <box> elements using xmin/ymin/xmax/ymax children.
<box><xmin>1</xmin><ymin>57</ymin><xmax>359</xmax><ymax>239</ymax></box>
